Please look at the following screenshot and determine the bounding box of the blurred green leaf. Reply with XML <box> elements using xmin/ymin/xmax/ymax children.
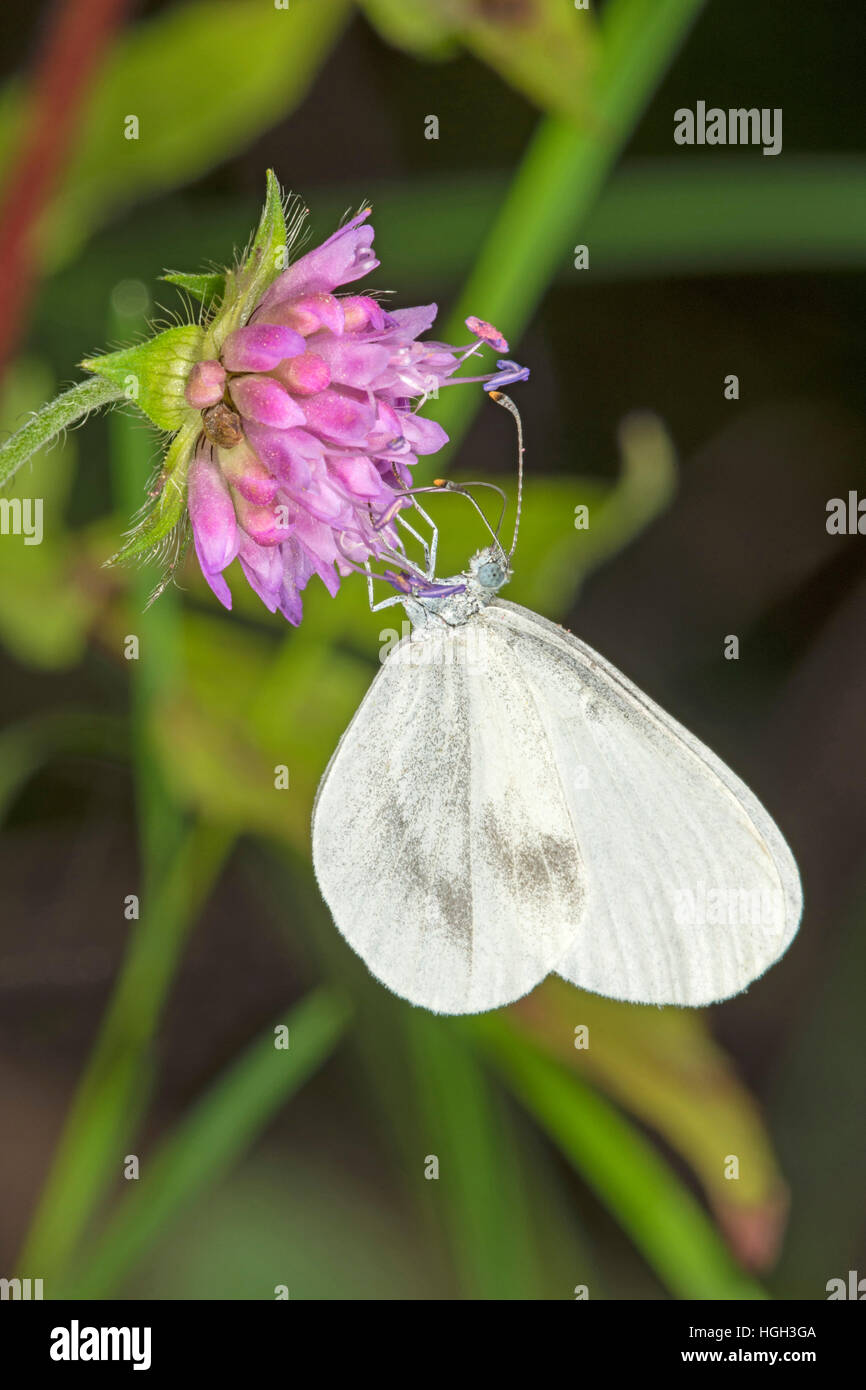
<box><xmin>0</xmin><ymin>0</ymin><xmax>351</xmax><ymax>274</ymax></box>
<box><xmin>359</xmin><ymin>0</ymin><xmax>458</xmax><ymax>58</ymax></box>
<box><xmin>363</xmin><ymin>0</ymin><xmax>598</xmax><ymax>121</ymax></box>
<box><xmin>770</xmin><ymin>884</ymin><xmax>866</xmax><ymax>1297</ymax></box>
<box><xmin>428</xmin><ymin>0</ymin><xmax>707</xmax><ymax>465</ymax></box>
<box><xmin>0</xmin><ymin>360</ymin><xmax>100</xmax><ymax>667</ymax></box>
<box><xmin>583</xmin><ymin>156</ymin><xmax>866</xmax><ymax>276</ymax></box>
<box><xmin>472</xmin><ymin>1013</ymin><xmax>767</xmax><ymax>1299</ymax></box>
<box><xmin>448</xmin><ymin>0</ymin><xmax>598</xmax><ymax>127</ymax></box>
<box><xmin>66</xmin><ymin>989</ymin><xmax>351</xmax><ymax>1299</ymax></box>
<box><xmin>17</xmin><ymin>822</ymin><xmax>233</xmax><ymax>1283</ymax></box>
<box><xmin>511</xmin><ymin>413</ymin><xmax>677</xmax><ymax>615</ymax></box>
<box><xmin>511</xmin><ymin>979</ymin><xmax>788</xmax><ymax>1272</ymax></box>
<box><xmin>122</xmin><ymin>1156</ymin><xmax>445</xmax><ymax>1300</ymax></box>
<box><xmin>405</xmin><ymin>1012</ymin><xmax>546</xmax><ymax>1299</ymax></box>
<box><xmin>152</xmin><ymin>619</ymin><xmax>371</xmax><ymax>848</ymax></box>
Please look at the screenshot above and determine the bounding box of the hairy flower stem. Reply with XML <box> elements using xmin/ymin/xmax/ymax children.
<box><xmin>0</xmin><ymin>377</ymin><xmax>124</xmax><ymax>488</ymax></box>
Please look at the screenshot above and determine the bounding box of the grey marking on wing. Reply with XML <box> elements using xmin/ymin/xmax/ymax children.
<box><xmin>377</xmin><ymin>774</ymin><xmax>474</xmax><ymax>960</ymax></box>
<box><xmin>479</xmin><ymin>803</ymin><xmax>583</xmax><ymax>913</ymax></box>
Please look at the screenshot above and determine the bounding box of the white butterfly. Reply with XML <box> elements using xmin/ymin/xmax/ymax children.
<box><xmin>312</xmin><ymin>396</ymin><xmax>802</xmax><ymax>1015</ymax></box>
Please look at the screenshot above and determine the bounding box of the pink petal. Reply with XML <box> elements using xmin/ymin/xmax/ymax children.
<box><xmin>188</xmin><ymin>447</ymin><xmax>239</xmax><ymax>573</ymax></box>
<box><xmin>238</xmin><ymin>534</ymin><xmax>284</xmax><ymax>611</ymax></box>
<box><xmin>400</xmin><ymin>412</ymin><xmax>449</xmax><ymax>454</ymax></box>
<box><xmin>185</xmin><ymin>359</ymin><xmax>226</xmax><ymax>409</ymax></box>
<box><xmin>220</xmin><ymin>442</ymin><xmax>278</xmax><ymax>506</ymax></box>
<box><xmin>329</xmin><ymin>454</ymin><xmax>390</xmax><ymax>501</ymax></box>
<box><xmin>341</xmin><ymin>295</ymin><xmax>388</xmax><ymax>333</ymax></box>
<box><xmin>378</xmin><ymin>304</ymin><xmax>438</xmax><ymax>341</ymax></box>
<box><xmin>272</xmin><ymin>351</ymin><xmax>331</xmax><ymax>396</ymax></box>
<box><xmin>307</xmin><ymin>336</ymin><xmax>391</xmax><ymax>388</ymax></box>
<box><xmin>244</xmin><ymin>421</ymin><xmax>313</xmax><ymax>489</ymax></box>
<box><xmin>292</xmin><ymin>511</ymin><xmax>343</xmax><ymax>593</ymax></box>
<box><xmin>278</xmin><ymin>583</ymin><xmax>304</xmax><ymax>626</ymax></box>
<box><xmin>194</xmin><ymin>536</ymin><xmax>233</xmax><ymax>610</ymax></box>
<box><xmin>299</xmin><ymin>388</ymin><xmax>375</xmax><ymax>446</ymax></box>
<box><xmin>290</xmin><ymin>471</ymin><xmax>353</xmax><ymax>525</ymax></box>
<box><xmin>230</xmin><ymin>375</ymin><xmax>305</xmax><ymax>428</ymax></box>
<box><xmin>259</xmin><ymin>292</ymin><xmax>345</xmax><ymax>338</ymax></box>
<box><xmin>234</xmin><ymin>491</ymin><xmax>295</xmax><ymax>546</ymax></box>
<box><xmin>221</xmin><ymin>324</ymin><xmax>305</xmax><ymax>372</ymax></box>
<box><xmin>261</xmin><ymin>211</ymin><xmax>378</xmax><ymax>306</ymax></box>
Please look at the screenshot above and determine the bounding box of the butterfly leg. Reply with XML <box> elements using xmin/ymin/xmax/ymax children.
<box><xmin>395</xmin><ymin>511</ymin><xmax>431</xmax><ymax>576</ymax></box>
<box><xmin>395</xmin><ymin>499</ymin><xmax>438</xmax><ymax>578</ymax></box>
<box><xmin>412</xmin><ymin>498</ymin><xmax>439</xmax><ymax>578</ymax></box>
<box><xmin>365</xmin><ymin>560</ymin><xmax>406</xmax><ymax>613</ymax></box>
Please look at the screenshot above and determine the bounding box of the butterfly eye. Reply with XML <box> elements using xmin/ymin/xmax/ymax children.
<box><xmin>477</xmin><ymin>560</ymin><xmax>504</xmax><ymax>588</ymax></box>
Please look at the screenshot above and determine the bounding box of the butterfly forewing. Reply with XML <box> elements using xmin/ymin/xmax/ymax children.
<box><xmin>312</xmin><ymin>620</ymin><xmax>585</xmax><ymax>1013</ymax></box>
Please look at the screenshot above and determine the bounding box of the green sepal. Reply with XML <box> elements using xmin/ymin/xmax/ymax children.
<box><xmin>104</xmin><ymin>419</ymin><xmax>199</xmax><ymax>567</ymax></box>
<box><xmin>236</xmin><ymin>168</ymin><xmax>289</xmax><ymax>322</ymax></box>
<box><xmin>81</xmin><ymin>324</ymin><xmax>204</xmax><ymax>431</ymax></box>
<box><xmin>162</xmin><ymin>270</ymin><xmax>226</xmax><ymax>310</ymax></box>
<box><xmin>206</xmin><ymin>169</ymin><xmax>289</xmax><ymax>353</ymax></box>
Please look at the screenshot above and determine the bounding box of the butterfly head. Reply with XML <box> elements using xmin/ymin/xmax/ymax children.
<box><xmin>469</xmin><ymin>546</ymin><xmax>510</xmax><ymax>596</ymax></box>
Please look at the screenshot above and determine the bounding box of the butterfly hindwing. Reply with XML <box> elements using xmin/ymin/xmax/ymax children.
<box><xmin>484</xmin><ymin>600</ymin><xmax>802</xmax><ymax>1005</ymax></box>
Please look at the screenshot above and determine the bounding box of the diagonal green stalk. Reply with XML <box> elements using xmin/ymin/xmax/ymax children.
<box><xmin>429</xmin><ymin>0</ymin><xmax>707</xmax><ymax>468</ymax></box>
<box><xmin>107</xmin><ymin>299</ymin><xmax>186</xmax><ymax>880</ymax></box>
<box><xmin>17</xmin><ymin>821</ymin><xmax>232</xmax><ymax>1283</ymax></box>
<box><xmin>405</xmin><ymin>1012</ymin><xmax>546</xmax><ymax>1299</ymax></box>
<box><xmin>16</xmin><ymin>291</ymin><xmax>198</xmax><ymax>1284</ymax></box>
<box><xmin>63</xmin><ymin>989</ymin><xmax>351</xmax><ymax>1299</ymax></box>
<box><xmin>0</xmin><ymin>377</ymin><xmax>123</xmax><ymax>489</ymax></box>
<box><xmin>473</xmin><ymin>1016</ymin><xmax>766</xmax><ymax>1301</ymax></box>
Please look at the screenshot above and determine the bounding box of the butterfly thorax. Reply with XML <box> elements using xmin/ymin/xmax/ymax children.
<box><xmin>402</xmin><ymin>546</ymin><xmax>511</xmax><ymax>630</ymax></box>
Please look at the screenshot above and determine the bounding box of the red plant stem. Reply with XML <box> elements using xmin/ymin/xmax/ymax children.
<box><xmin>0</xmin><ymin>0</ymin><xmax>132</xmax><ymax>380</ymax></box>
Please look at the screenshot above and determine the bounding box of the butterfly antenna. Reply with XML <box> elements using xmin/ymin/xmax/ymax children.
<box><xmin>489</xmin><ymin>390</ymin><xmax>524</xmax><ymax>559</ymax></box>
<box><xmin>439</xmin><ymin>481</ymin><xmax>509</xmax><ymax>542</ymax></box>
<box><xmin>428</xmin><ymin>480</ymin><xmax>508</xmax><ymax>560</ymax></box>
<box><xmin>377</xmin><ymin>480</ymin><xmax>509</xmax><ymax>561</ymax></box>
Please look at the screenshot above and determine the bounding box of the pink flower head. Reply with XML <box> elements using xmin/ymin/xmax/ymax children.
<box><xmin>183</xmin><ymin>206</ymin><xmax>527</xmax><ymax>623</ymax></box>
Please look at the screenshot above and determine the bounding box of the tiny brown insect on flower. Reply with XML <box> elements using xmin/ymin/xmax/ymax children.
<box><xmin>201</xmin><ymin>401</ymin><xmax>244</xmax><ymax>449</ymax></box>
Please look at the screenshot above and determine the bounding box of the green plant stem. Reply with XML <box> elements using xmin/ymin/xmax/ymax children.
<box><xmin>430</xmin><ymin>0</ymin><xmax>706</xmax><ymax>467</ymax></box>
<box><xmin>406</xmin><ymin>1013</ymin><xmax>545</xmax><ymax>1300</ymax></box>
<box><xmin>0</xmin><ymin>377</ymin><xmax>123</xmax><ymax>488</ymax></box>
<box><xmin>64</xmin><ymin>989</ymin><xmax>351</xmax><ymax>1299</ymax></box>
<box><xmin>474</xmin><ymin>1016</ymin><xmax>766</xmax><ymax>1301</ymax></box>
<box><xmin>108</xmin><ymin>305</ymin><xmax>185</xmax><ymax>878</ymax></box>
<box><xmin>17</xmin><ymin>821</ymin><xmax>232</xmax><ymax>1284</ymax></box>
<box><xmin>16</xmin><ymin>295</ymin><xmax>193</xmax><ymax>1286</ymax></box>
